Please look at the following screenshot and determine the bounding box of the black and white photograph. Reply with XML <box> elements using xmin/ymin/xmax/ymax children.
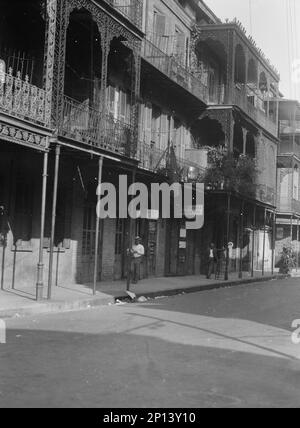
<box><xmin>0</xmin><ymin>0</ymin><xmax>300</xmax><ymax>411</ymax></box>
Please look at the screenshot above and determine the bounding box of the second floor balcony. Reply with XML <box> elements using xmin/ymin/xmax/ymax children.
<box><xmin>278</xmin><ymin>197</ymin><xmax>300</xmax><ymax>215</ymax></box>
<box><xmin>60</xmin><ymin>96</ymin><xmax>136</xmax><ymax>158</ymax></box>
<box><xmin>137</xmin><ymin>140</ymin><xmax>205</xmax><ymax>181</ymax></box>
<box><xmin>142</xmin><ymin>39</ymin><xmax>208</xmax><ymax>105</ymax></box>
<box><xmin>0</xmin><ymin>69</ymin><xmax>48</xmax><ymax>127</ymax></box>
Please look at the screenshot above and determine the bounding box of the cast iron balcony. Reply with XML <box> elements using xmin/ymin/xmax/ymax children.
<box><xmin>278</xmin><ymin>197</ymin><xmax>300</xmax><ymax>214</ymax></box>
<box><xmin>137</xmin><ymin>141</ymin><xmax>205</xmax><ymax>180</ymax></box>
<box><xmin>104</xmin><ymin>0</ymin><xmax>143</xmax><ymax>29</ymax></box>
<box><xmin>233</xmin><ymin>85</ymin><xmax>278</xmax><ymax>138</ymax></box>
<box><xmin>60</xmin><ymin>96</ymin><xmax>136</xmax><ymax>157</ymax></box>
<box><xmin>0</xmin><ymin>69</ymin><xmax>48</xmax><ymax>126</ymax></box>
<box><xmin>142</xmin><ymin>39</ymin><xmax>208</xmax><ymax>104</ymax></box>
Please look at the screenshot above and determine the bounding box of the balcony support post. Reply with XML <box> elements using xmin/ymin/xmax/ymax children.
<box><xmin>47</xmin><ymin>143</ymin><xmax>61</xmax><ymax>300</ymax></box>
<box><xmin>239</xmin><ymin>200</ymin><xmax>244</xmax><ymax>279</ymax></box>
<box><xmin>99</xmin><ymin>29</ymin><xmax>112</xmax><ymax>145</ymax></box>
<box><xmin>224</xmin><ymin>193</ymin><xmax>231</xmax><ymax>281</ymax></box>
<box><xmin>242</xmin><ymin>128</ymin><xmax>247</xmax><ymax>155</ymax></box>
<box><xmin>44</xmin><ymin>0</ymin><xmax>58</xmax><ymax>126</ymax></box>
<box><xmin>262</xmin><ymin>208</ymin><xmax>267</xmax><ymax>276</ymax></box>
<box><xmin>297</xmin><ymin>218</ymin><xmax>300</xmax><ymax>272</ymax></box>
<box><xmin>36</xmin><ymin>149</ymin><xmax>49</xmax><ymax>301</ymax></box>
<box><xmin>93</xmin><ymin>156</ymin><xmax>104</xmax><ymax>296</ymax></box>
<box><xmin>130</xmin><ymin>44</ymin><xmax>142</xmax><ymax>157</ymax></box>
<box><xmin>126</xmin><ymin>168</ymin><xmax>137</xmax><ymax>291</ymax></box>
<box><xmin>272</xmin><ymin>211</ymin><xmax>276</xmax><ymax>275</ymax></box>
<box><xmin>251</xmin><ymin>205</ymin><xmax>256</xmax><ymax>277</ymax></box>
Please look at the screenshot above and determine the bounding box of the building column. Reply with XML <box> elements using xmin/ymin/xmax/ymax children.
<box><xmin>36</xmin><ymin>150</ymin><xmax>49</xmax><ymax>301</ymax></box>
<box><xmin>47</xmin><ymin>143</ymin><xmax>61</xmax><ymax>300</ymax></box>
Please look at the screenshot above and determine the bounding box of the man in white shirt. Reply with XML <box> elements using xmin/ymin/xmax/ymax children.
<box><xmin>131</xmin><ymin>236</ymin><xmax>145</xmax><ymax>284</ymax></box>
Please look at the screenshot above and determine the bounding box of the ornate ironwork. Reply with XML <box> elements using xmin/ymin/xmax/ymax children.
<box><xmin>103</xmin><ymin>0</ymin><xmax>143</xmax><ymax>29</ymax></box>
<box><xmin>51</xmin><ymin>0</ymin><xmax>141</xmax><ymax>141</ymax></box>
<box><xmin>0</xmin><ymin>69</ymin><xmax>48</xmax><ymax>126</ymax></box>
<box><xmin>0</xmin><ymin>119</ymin><xmax>49</xmax><ymax>150</ymax></box>
<box><xmin>60</xmin><ymin>96</ymin><xmax>135</xmax><ymax>157</ymax></box>
<box><xmin>44</xmin><ymin>0</ymin><xmax>58</xmax><ymax>125</ymax></box>
<box><xmin>142</xmin><ymin>39</ymin><xmax>208</xmax><ymax>104</ymax></box>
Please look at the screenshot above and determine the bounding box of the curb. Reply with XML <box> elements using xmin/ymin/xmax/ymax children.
<box><xmin>0</xmin><ymin>274</ymin><xmax>289</xmax><ymax>319</ymax></box>
<box><xmin>115</xmin><ymin>274</ymin><xmax>290</xmax><ymax>302</ymax></box>
<box><xmin>0</xmin><ymin>295</ymin><xmax>115</xmax><ymax>320</ymax></box>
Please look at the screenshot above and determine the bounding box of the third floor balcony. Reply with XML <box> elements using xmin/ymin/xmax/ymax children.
<box><xmin>142</xmin><ymin>38</ymin><xmax>208</xmax><ymax>105</ymax></box>
<box><xmin>103</xmin><ymin>0</ymin><xmax>143</xmax><ymax>30</ymax></box>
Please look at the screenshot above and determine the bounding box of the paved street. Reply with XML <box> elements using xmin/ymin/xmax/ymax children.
<box><xmin>1</xmin><ymin>278</ymin><xmax>300</xmax><ymax>408</ymax></box>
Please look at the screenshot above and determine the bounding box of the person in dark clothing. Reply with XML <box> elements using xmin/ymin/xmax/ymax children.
<box><xmin>207</xmin><ymin>243</ymin><xmax>218</xmax><ymax>279</ymax></box>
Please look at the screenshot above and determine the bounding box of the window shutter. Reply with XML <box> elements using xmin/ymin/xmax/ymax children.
<box><xmin>154</xmin><ymin>14</ymin><xmax>166</xmax><ymax>36</ymax></box>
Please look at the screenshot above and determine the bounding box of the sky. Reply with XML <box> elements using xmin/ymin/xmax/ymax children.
<box><xmin>205</xmin><ymin>0</ymin><xmax>300</xmax><ymax>101</ymax></box>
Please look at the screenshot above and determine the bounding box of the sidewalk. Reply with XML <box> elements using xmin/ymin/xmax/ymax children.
<box><xmin>0</xmin><ymin>272</ymin><xmax>288</xmax><ymax>319</ymax></box>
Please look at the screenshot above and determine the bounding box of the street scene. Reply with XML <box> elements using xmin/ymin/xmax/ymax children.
<box><xmin>1</xmin><ymin>278</ymin><xmax>300</xmax><ymax>408</ymax></box>
<box><xmin>0</xmin><ymin>0</ymin><xmax>300</xmax><ymax>410</ymax></box>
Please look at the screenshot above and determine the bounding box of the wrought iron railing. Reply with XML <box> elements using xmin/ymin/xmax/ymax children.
<box><xmin>104</xmin><ymin>0</ymin><xmax>143</xmax><ymax>29</ymax></box>
<box><xmin>60</xmin><ymin>96</ymin><xmax>135</xmax><ymax>157</ymax></box>
<box><xmin>280</xmin><ymin>120</ymin><xmax>300</xmax><ymax>135</ymax></box>
<box><xmin>278</xmin><ymin>197</ymin><xmax>300</xmax><ymax>214</ymax></box>
<box><xmin>0</xmin><ymin>69</ymin><xmax>47</xmax><ymax>126</ymax></box>
<box><xmin>137</xmin><ymin>141</ymin><xmax>205</xmax><ymax>181</ymax></box>
<box><xmin>142</xmin><ymin>39</ymin><xmax>208</xmax><ymax>104</ymax></box>
<box><xmin>233</xmin><ymin>85</ymin><xmax>278</xmax><ymax>138</ymax></box>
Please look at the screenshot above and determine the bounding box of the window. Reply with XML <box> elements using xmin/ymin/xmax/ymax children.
<box><xmin>173</xmin><ymin>28</ymin><xmax>186</xmax><ymax>65</ymax></box>
<box><xmin>107</xmin><ymin>85</ymin><xmax>130</xmax><ymax>124</ymax></box>
<box><xmin>152</xmin><ymin>10</ymin><xmax>167</xmax><ymax>52</ymax></box>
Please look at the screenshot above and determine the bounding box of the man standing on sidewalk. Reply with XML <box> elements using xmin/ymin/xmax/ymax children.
<box><xmin>207</xmin><ymin>243</ymin><xmax>218</xmax><ymax>279</ymax></box>
<box><xmin>131</xmin><ymin>236</ymin><xmax>145</xmax><ymax>284</ymax></box>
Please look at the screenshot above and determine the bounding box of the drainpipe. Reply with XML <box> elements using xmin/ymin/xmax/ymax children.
<box><xmin>36</xmin><ymin>150</ymin><xmax>49</xmax><ymax>301</ymax></box>
<box><xmin>47</xmin><ymin>144</ymin><xmax>61</xmax><ymax>300</ymax></box>
<box><xmin>93</xmin><ymin>156</ymin><xmax>104</xmax><ymax>296</ymax></box>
